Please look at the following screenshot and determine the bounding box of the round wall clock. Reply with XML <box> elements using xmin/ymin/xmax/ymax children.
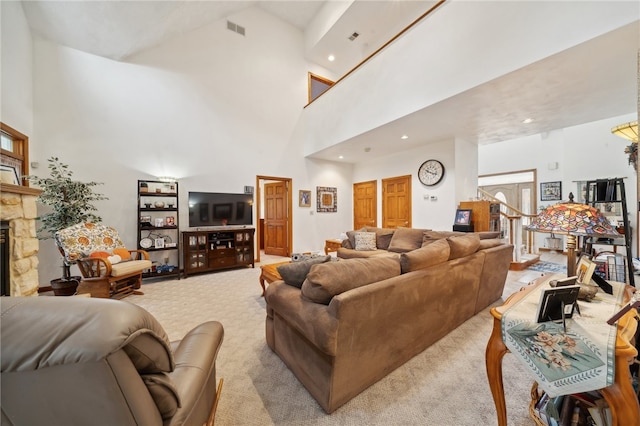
<box><xmin>418</xmin><ymin>159</ymin><xmax>445</xmax><ymax>186</ymax></box>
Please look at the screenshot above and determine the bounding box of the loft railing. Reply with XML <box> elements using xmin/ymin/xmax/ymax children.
<box><xmin>477</xmin><ymin>189</ymin><xmax>539</xmax><ymax>262</ymax></box>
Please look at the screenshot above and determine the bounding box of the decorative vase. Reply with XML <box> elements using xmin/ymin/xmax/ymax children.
<box><xmin>50</xmin><ymin>277</ymin><xmax>81</xmax><ymax>296</ymax></box>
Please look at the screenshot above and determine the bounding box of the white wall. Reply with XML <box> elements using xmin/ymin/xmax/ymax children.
<box><xmin>352</xmin><ymin>139</ymin><xmax>459</xmax><ymax>231</ymax></box>
<box><xmin>30</xmin><ymin>6</ymin><xmax>352</xmax><ymax>284</ymax></box>
<box><xmin>479</xmin><ymin>113</ymin><xmax>638</xmax><ymax>255</ymax></box>
<box><xmin>1</xmin><ymin>1</ymin><xmax>33</xmax><ymax>134</ymax></box>
<box><xmin>303</xmin><ymin>1</ymin><xmax>638</xmax><ymax>156</ymax></box>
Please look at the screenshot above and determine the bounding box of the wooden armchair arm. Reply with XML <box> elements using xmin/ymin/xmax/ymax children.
<box><xmin>129</xmin><ymin>249</ymin><xmax>150</xmax><ymax>260</ymax></box>
<box><xmin>77</xmin><ymin>257</ymin><xmax>113</xmax><ymax>278</ymax></box>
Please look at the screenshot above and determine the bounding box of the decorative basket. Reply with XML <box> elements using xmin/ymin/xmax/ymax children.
<box><xmin>528</xmin><ymin>382</ymin><xmax>547</xmax><ymax>426</ymax></box>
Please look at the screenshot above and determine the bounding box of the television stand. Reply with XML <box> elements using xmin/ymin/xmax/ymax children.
<box><xmin>182</xmin><ymin>227</ymin><xmax>255</xmax><ymax>277</ymax></box>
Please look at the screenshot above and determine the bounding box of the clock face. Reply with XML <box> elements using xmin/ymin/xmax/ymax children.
<box><xmin>418</xmin><ymin>160</ymin><xmax>445</xmax><ymax>186</ymax></box>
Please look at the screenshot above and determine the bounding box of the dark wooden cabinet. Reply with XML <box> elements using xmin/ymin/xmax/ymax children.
<box><xmin>459</xmin><ymin>200</ymin><xmax>501</xmax><ymax>233</ymax></box>
<box><xmin>182</xmin><ymin>228</ymin><xmax>255</xmax><ymax>277</ymax></box>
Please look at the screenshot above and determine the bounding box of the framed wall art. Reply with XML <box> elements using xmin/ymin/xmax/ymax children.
<box><xmin>540</xmin><ymin>181</ymin><xmax>562</xmax><ymax>201</ymax></box>
<box><xmin>299</xmin><ymin>190</ymin><xmax>311</xmax><ymax>207</ymax></box>
<box><xmin>316</xmin><ymin>186</ymin><xmax>337</xmax><ymax>212</ymax></box>
<box><xmin>454</xmin><ymin>209</ymin><xmax>472</xmax><ymax>225</ymax></box>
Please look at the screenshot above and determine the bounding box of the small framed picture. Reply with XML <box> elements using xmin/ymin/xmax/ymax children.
<box><xmin>454</xmin><ymin>209</ymin><xmax>472</xmax><ymax>225</ymax></box>
<box><xmin>154</xmin><ymin>218</ymin><xmax>164</xmax><ymax>227</ymax></box>
<box><xmin>0</xmin><ymin>164</ymin><xmax>20</xmax><ymax>185</ymax></box>
<box><xmin>140</xmin><ymin>215</ymin><xmax>152</xmax><ymax>226</ymax></box>
<box><xmin>540</xmin><ymin>181</ymin><xmax>562</xmax><ymax>201</ymax></box>
<box><xmin>299</xmin><ymin>190</ymin><xmax>311</xmax><ymax>207</ymax></box>
<box><xmin>576</xmin><ymin>255</ymin><xmax>596</xmax><ymax>284</ymax></box>
<box><xmin>154</xmin><ymin>238</ymin><xmax>165</xmax><ymax>249</ymax></box>
<box><xmin>166</xmin><ymin>216</ymin><xmax>175</xmax><ymax>227</ymax></box>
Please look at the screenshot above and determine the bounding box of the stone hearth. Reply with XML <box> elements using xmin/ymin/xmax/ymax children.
<box><xmin>0</xmin><ymin>184</ymin><xmax>41</xmax><ymax>296</ymax></box>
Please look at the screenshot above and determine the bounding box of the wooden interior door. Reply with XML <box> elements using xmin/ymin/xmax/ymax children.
<box><xmin>264</xmin><ymin>181</ymin><xmax>288</xmax><ymax>256</ymax></box>
<box><xmin>382</xmin><ymin>175</ymin><xmax>412</xmax><ymax>228</ymax></box>
<box><xmin>353</xmin><ymin>180</ymin><xmax>377</xmax><ymax>229</ymax></box>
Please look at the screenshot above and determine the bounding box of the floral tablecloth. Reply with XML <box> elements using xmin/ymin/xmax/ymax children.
<box><xmin>501</xmin><ymin>274</ymin><xmax>625</xmax><ymax>397</ymax></box>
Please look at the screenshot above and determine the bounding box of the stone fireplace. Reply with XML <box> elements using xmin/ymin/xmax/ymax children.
<box><xmin>0</xmin><ymin>184</ymin><xmax>41</xmax><ymax>296</ymax></box>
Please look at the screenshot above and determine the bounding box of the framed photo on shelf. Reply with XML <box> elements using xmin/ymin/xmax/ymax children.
<box><xmin>540</xmin><ymin>181</ymin><xmax>562</xmax><ymax>201</ymax></box>
<box><xmin>140</xmin><ymin>215</ymin><xmax>152</xmax><ymax>226</ymax></box>
<box><xmin>576</xmin><ymin>255</ymin><xmax>596</xmax><ymax>284</ymax></box>
<box><xmin>0</xmin><ymin>164</ymin><xmax>20</xmax><ymax>185</ymax></box>
<box><xmin>165</xmin><ymin>216</ymin><xmax>175</xmax><ymax>227</ymax></box>
<box><xmin>154</xmin><ymin>238</ymin><xmax>165</xmax><ymax>249</ymax></box>
<box><xmin>454</xmin><ymin>209</ymin><xmax>472</xmax><ymax>225</ymax></box>
<box><xmin>299</xmin><ymin>190</ymin><xmax>311</xmax><ymax>207</ymax></box>
<box><xmin>154</xmin><ymin>218</ymin><xmax>164</xmax><ymax>227</ymax></box>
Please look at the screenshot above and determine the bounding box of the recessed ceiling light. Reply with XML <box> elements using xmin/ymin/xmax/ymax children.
<box><xmin>338</xmin><ymin>155</ymin><xmax>344</xmax><ymax>159</ymax></box>
<box><xmin>328</xmin><ymin>54</ymin><xmax>335</xmax><ymax>62</ymax></box>
<box><xmin>401</xmin><ymin>135</ymin><xmax>409</xmax><ymax>140</ymax></box>
<box><xmin>522</xmin><ymin>118</ymin><xmax>534</xmax><ymax>124</ymax></box>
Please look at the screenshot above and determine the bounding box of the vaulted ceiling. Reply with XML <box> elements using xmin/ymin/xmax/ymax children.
<box><xmin>17</xmin><ymin>1</ymin><xmax>640</xmax><ymax>160</ymax></box>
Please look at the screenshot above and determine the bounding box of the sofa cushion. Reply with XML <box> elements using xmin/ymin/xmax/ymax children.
<box><xmin>422</xmin><ymin>230</ymin><xmax>466</xmax><ymax>246</ymax></box>
<box><xmin>479</xmin><ymin>239</ymin><xmax>503</xmax><ymax>250</ymax></box>
<box><xmin>301</xmin><ymin>257</ymin><xmax>401</xmax><ymax>304</ymax></box>
<box><xmin>346</xmin><ymin>228</ymin><xmax>366</xmax><ymax>250</ymax></box>
<box><xmin>387</xmin><ymin>228</ymin><xmax>425</xmax><ymax>253</ymax></box>
<box><xmin>276</xmin><ymin>255</ymin><xmax>331</xmax><ymax>288</ymax></box>
<box><xmin>364</xmin><ymin>227</ymin><xmax>396</xmax><ymax>250</ymax></box>
<box><xmin>110</xmin><ymin>260</ymin><xmax>153</xmax><ymax>277</ymax></box>
<box><xmin>336</xmin><ymin>248</ymin><xmax>398</xmax><ymax>259</ymax></box>
<box><xmin>447</xmin><ymin>233</ymin><xmax>481</xmax><ymax>260</ymax></box>
<box><xmin>354</xmin><ymin>232</ymin><xmax>377</xmax><ymax>251</ymax></box>
<box><xmin>400</xmin><ymin>238</ymin><xmax>450</xmax><ymax>273</ymax></box>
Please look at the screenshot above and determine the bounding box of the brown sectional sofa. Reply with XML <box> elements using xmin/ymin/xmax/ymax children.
<box><xmin>265</xmin><ymin>230</ymin><xmax>513</xmax><ymax>413</ymax></box>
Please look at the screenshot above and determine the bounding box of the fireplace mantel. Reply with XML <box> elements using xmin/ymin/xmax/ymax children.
<box><xmin>0</xmin><ymin>183</ymin><xmax>41</xmax><ymax>197</ymax></box>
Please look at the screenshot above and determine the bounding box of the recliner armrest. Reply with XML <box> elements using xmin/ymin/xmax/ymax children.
<box><xmin>167</xmin><ymin>322</ymin><xmax>224</xmax><ymax>426</ymax></box>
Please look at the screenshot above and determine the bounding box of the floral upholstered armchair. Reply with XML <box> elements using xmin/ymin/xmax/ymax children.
<box><xmin>54</xmin><ymin>222</ymin><xmax>152</xmax><ymax>298</ymax></box>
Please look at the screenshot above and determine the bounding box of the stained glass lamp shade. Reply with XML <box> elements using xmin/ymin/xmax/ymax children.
<box><xmin>527</xmin><ymin>203</ymin><xmax>619</xmax><ymax>276</ymax></box>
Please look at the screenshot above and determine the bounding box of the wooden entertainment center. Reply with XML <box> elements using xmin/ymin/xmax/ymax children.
<box><xmin>182</xmin><ymin>227</ymin><xmax>255</xmax><ymax>277</ymax></box>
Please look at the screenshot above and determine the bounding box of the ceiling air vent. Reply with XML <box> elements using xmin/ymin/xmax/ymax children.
<box><xmin>227</xmin><ymin>20</ymin><xmax>246</xmax><ymax>36</ymax></box>
<box><xmin>348</xmin><ymin>32</ymin><xmax>359</xmax><ymax>41</ymax></box>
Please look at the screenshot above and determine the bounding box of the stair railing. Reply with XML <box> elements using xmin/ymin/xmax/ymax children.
<box><xmin>476</xmin><ymin>189</ymin><xmax>539</xmax><ymax>258</ymax></box>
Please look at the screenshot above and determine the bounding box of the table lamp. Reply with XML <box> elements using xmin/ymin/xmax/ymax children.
<box><xmin>526</xmin><ymin>197</ymin><xmax>620</xmax><ymax>276</ymax></box>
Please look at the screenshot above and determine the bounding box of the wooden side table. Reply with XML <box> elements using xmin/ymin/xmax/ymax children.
<box><xmin>324</xmin><ymin>239</ymin><xmax>343</xmax><ymax>255</ymax></box>
<box><xmin>259</xmin><ymin>261</ymin><xmax>289</xmax><ymax>296</ymax></box>
<box><xmin>485</xmin><ymin>278</ymin><xmax>639</xmax><ymax>426</ymax></box>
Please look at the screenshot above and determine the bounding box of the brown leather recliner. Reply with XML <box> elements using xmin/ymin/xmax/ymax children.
<box><xmin>0</xmin><ymin>296</ymin><xmax>224</xmax><ymax>425</ymax></box>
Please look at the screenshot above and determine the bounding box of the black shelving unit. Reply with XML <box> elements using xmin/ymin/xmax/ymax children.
<box><xmin>137</xmin><ymin>179</ymin><xmax>180</xmax><ymax>280</ymax></box>
<box><xmin>583</xmin><ymin>178</ymin><xmax>634</xmax><ymax>287</ymax></box>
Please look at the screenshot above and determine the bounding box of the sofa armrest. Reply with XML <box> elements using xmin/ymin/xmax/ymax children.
<box><xmin>167</xmin><ymin>321</ymin><xmax>224</xmax><ymax>426</ymax></box>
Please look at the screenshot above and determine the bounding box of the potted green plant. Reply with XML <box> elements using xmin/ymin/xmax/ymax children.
<box><xmin>28</xmin><ymin>157</ymin><xmax>107</xmax><ymax>295</ymax></box>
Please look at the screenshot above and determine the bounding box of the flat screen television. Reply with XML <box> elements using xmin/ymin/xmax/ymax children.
<box><xmin>188</xmin><ymin>192</ymin><xmax>253</xmax><ymax>227</ymax></box>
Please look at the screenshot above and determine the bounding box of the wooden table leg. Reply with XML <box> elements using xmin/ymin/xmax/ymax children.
<box><xmin>486</xmin><ymin>315</ymin><xmax>510</xmax><ymax>426</ymax></box>
<box><xmin>259</xmin><ymin>273</ymin><xmax>266</xmax><ymax>296</ymax></box>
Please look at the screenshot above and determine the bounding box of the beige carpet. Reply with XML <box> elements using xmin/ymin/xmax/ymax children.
<box><xmin>128</xmin><ymin>254</ymin><xmax>549</xmax><ymax>425</ymax></box>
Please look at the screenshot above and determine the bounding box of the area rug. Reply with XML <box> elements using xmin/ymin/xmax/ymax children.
<box><xmin>527</xmin><ymin>260</ymin><xmax>567</xmax><ymax>274</ymax></box>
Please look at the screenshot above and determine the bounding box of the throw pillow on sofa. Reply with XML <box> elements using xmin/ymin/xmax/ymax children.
<box><xmin>364</xmin><ymin>226</ymin><xmax>395</xmax><ymax>250</ymax></box>
<box><xmin>354</xmin><ymin>232</ymin><xmax>377</xmax><ymax>251</ymax></box>
<box><xmin>400</xmin><ymin>238</ymin><xmax>450</xmax><ymax>273</ymax></box>
<box><xmin>345</xmin><ymin>228</ymin><xmax>367</xmax><ymax>249</ymax></box>
<box><xmin>301</xmin><ymin>257</ymin><xmax>401</xmax><ymax>304</ymax></box>
<box><xmin>447</xmin><ymin>233</ymin><xmax>481</xmax><ymax>260</ymax></box>
<box><xmin>387</xmin><ymin>227</ymin><xmax>425</xmax><ymax>253</ymax></box>
<box><xmin>277</xmin><ymin>255</ymin><xmax>332</xmax><ymax>288</ymax></box>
